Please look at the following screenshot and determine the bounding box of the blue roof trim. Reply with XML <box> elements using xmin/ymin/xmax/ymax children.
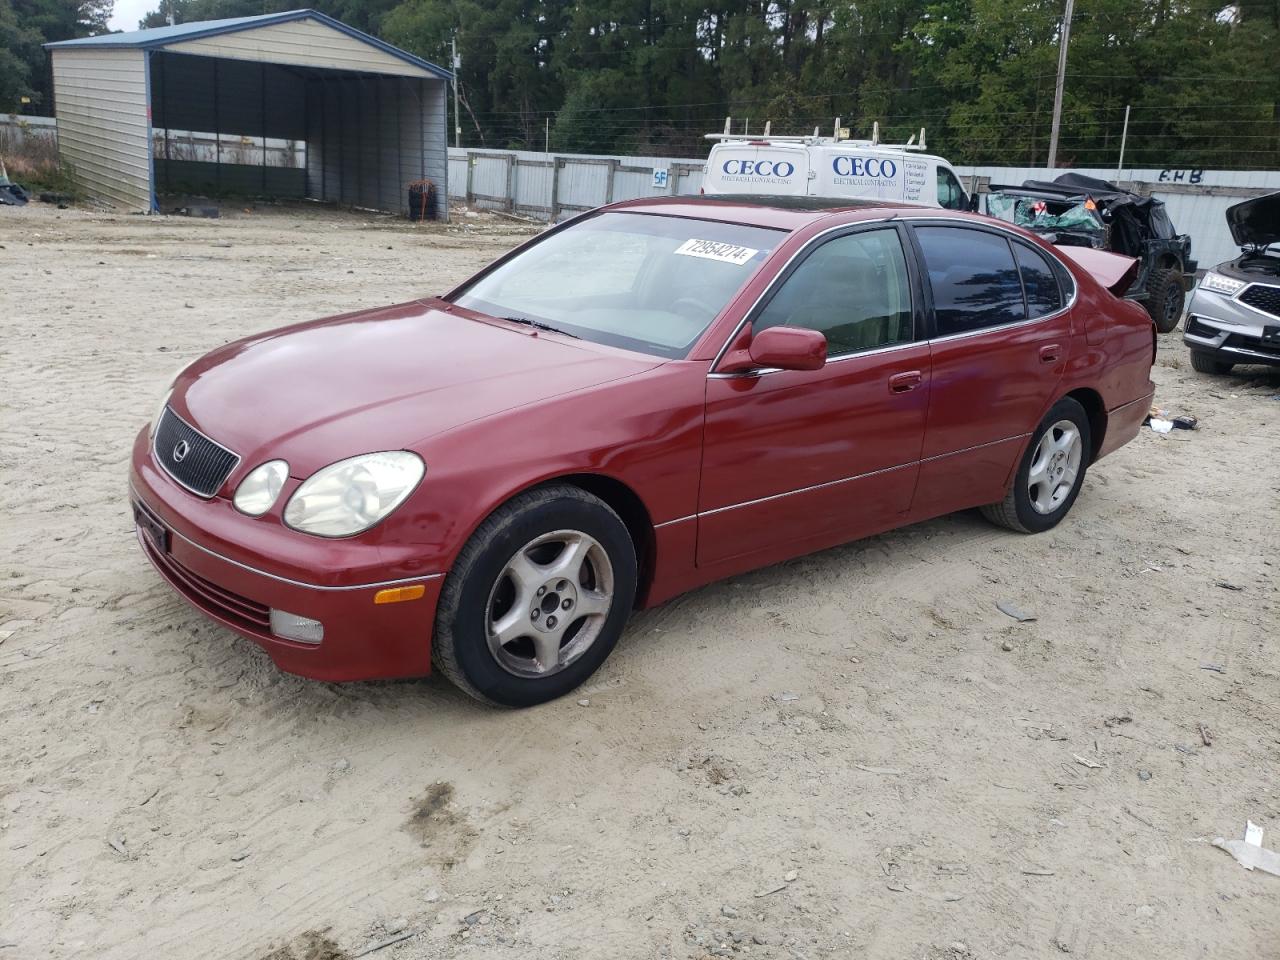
<box><xmin>44</xmin><ymin>9</ymin><xmax>452</xmax><ymax>81</ymax></box>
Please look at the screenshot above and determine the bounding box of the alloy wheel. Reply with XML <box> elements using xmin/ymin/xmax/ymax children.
<box><xmin>484</xmin><ymin>530</ymin><xmax>615</xmax><ymax>678</ymax></box>
<box><xmin>1028</xmin><ymin>419</ymin><xmax>1083</xmax><ymax>515</ymax></box>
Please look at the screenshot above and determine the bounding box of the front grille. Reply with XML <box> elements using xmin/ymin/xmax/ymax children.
<box><xmin>138</xmin><ymin>526</ymin><xmax>272</xmax><ymax>633</ymax></box>
<box><xmin>1224</xmin><ymin>333</ymin><xmax>1280</xmax><ymax>358</ymax></box>
<box><xmin>153</xmin><ymin>407</ymin><xmax>240</xmax><ymax>498</ymax></box>
<box><xmin>1239</xmin><ymin>283</ymin><xmax>1280</xmax><ymax>319</ymax></box>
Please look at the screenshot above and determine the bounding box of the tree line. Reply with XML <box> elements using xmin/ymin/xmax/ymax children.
<box><xmin>4</xmin><ymin>0</ymin><xmax>1279</xmax><ymax>170</ymax></box>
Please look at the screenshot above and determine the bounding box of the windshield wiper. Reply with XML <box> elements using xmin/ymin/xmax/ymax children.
<box><xmin>500</xmin><ymin>316</ymin><xmax>580</xmax><ymax>339</ymax></box>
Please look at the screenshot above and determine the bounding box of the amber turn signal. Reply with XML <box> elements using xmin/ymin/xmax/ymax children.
<box><xmin>374</xmin><ymin>584</ymin><xmax>426</xmax><ymax>604</ymax></box>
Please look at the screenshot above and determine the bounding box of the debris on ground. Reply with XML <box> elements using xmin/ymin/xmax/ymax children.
<box><xmin>1073</xmin><ymin>754</ymin><xmax>1103</xmax><ymax>769</ymax></box>
<box><xmin>996</xmin><ymin>600</ymin><xmax>1037</xmax><ymax>622</ymax></box>
<box><xmin>1213</xmin><ymin>821</ymin><xmax>1280</xmax><ymax>877</ymax></box>
<box><xmin>1145</xmin><ymin>405</ymin><xmax>1198</xmax><ymax>433</ymax></box>
<box><xmin>352</xmin><ymin>930</ymin><xmax>418</xmax><ymax>957</ymax></box>
<box><xmin>854</xmin><ymin>764</ymin><xmax>903</xmax><ymax>775</ymax></box>
<box><xmin>1198</xmin><ymin>723</ymin><xmax>1213</xmax><ymax>746</ymax></box>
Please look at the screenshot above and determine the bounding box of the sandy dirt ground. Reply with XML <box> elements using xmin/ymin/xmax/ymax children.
<box><xmin>1</xmin><ymin>201</ymin><xmax>1277</xmax><ymax>960</ymax></box>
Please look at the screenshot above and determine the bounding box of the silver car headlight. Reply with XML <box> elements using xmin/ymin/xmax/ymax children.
<box><xmin>283</xmin><ymin>452</ymin><xmax>424</xmax><ymax>538</ymax></box>
<box><xmin>1200</xmin><ymin>271</ymin><xmax>1246</xmax><ymax>296</ymax></box>
<box><xmin>234</xmin><ymin>460</ymin><xmax>290</xmax><ymax>516</ymax></box>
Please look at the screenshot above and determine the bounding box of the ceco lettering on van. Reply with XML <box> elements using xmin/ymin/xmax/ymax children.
<box><xmin>831</xmin><ymin>156</ymin><xmax>898</xmax><ymax>179</ymax></box>
<box><xmin>721</xmin><ymin>159</ymin><xmax>796</xmax><ymax>178</ymax></box>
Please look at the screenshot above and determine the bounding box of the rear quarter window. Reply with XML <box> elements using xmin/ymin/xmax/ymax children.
<box><xmin>1013</xmin><ymin>242</ymin><xmax>1064</xmax><ymax>316</ymax></box>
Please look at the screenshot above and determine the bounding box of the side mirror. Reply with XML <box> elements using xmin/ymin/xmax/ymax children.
<box><xmin>748</xmin><ymin>326</ymin><xmax>827</xmax><ymax>371</ymax></box>
<box><xmin>967</xmin><ymin>193</ymin><xmax>981</xmax><ymax>213</ymax></box>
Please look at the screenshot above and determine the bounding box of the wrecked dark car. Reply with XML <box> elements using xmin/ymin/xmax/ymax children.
<box><xmin>1182</xmin><ymin>191</ymin><xmax>1280</xmax><ymax>374</ymax></box>
<box><xmin>985</xmin><ymin>173</ymin><xmax>1195</xmax><ymax>333</ymax></box>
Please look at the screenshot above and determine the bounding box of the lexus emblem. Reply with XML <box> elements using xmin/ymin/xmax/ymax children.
<box><xmin>172</xmin><ymin>440</ymin><xmax>190</xmax><ymax>463</ymax></box>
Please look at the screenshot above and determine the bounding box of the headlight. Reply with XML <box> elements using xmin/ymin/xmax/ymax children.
<box><xmin>1200</xmin><ymin>271</ymin><xmax>1246</xmax><ymax>296</ymax></box>
<box><xmin>284</xmin><ymin>452</ymin><xmax>424</xmax><ymax>537</ymax></box>
<box><xmin>234</xmin><ymin>460</ymin><xmax>290</xmax><ymax>516</ymax></box>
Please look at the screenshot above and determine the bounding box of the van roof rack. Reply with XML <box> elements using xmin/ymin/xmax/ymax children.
<box><xmin>704</xmin><ymin>117</ymin><xmax>930</xmax><ymax>152</ymax></box>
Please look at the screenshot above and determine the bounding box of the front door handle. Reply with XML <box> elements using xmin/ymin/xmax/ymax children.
<box><xmin>1039</xmin><ymin>344</ymin><xmax>1062</xmax><ymax>364</ymax></box>
<box><xmin>888</xmin><ymin>370</ymin><xmax>923</xmax><ymax>393</ymax></box>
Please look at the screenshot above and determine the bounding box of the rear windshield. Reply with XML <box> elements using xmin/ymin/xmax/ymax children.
<box><xmin>451</xmin><ymin>212</ymin><xmax>783</xmax><ymax>359</ymax></box>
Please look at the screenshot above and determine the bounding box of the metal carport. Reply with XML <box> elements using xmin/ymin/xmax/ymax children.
<box><xmin>44</xmin><ymin>9</ymin><xmax>451</xmax><ymax>219</ymax></box>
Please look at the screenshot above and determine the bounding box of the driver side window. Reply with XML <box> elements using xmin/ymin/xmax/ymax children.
<box><xmin>752</xmin><ymin>229</ymin><xmax>914</xmax><ymax>357</ymax></box>
<box><xmin>937</xmin><ymin>168</ymin><xmax>967</xmax><ymax>210</ymax></box>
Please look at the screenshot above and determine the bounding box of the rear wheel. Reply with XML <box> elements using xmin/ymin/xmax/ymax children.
<box><xmin>432</xmin><ymin>484</ymin><xmax>637</xmax><ymax>707</ymax></box>
<box><xmin>1147</xmin><ymin>267</ymin><xmax>1185</xmax><ymax>333</ymax></box>
<box><xmin>1190</xmin><ymin>350</ymin><xmax>1234</xmax><ymax>375</ymax></box>
<box><xmin>981</xmin><ymin>397</ymin><xmax>1092</xmax><ymax>534</ymax></box>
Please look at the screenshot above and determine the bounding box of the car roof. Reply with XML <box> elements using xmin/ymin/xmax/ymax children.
<box><xmin>603</xmin><ymin>195</ymin><xmax>924</xmax><ymax>231</ymax></box>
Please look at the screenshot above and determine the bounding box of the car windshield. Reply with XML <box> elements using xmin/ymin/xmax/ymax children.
<box><xmin>451</xmin><ymin>211</ymin><xmax>783</xmax><ymax>359</ymax></box>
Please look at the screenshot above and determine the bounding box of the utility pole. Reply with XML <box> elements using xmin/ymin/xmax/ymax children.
<box><xmin>1046</xmin><ymin>0</ymin><xmax>1074</xmax><ymax>170</ymax></box>
<box><xmin>451</xmin><ymin>35</ymin><xmax>461</xmax><ymax>149</ymax></box>
<box><xmin>1116</xmin><ymin>104</ymin><xmax>1131</xmax><ymax>179</ymax></box>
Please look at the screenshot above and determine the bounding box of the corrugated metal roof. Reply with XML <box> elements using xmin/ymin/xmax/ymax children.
<box><xmin>44</xmin><ymin>9</ymin><xmax>451</xmax><ymax>81</ymax></box>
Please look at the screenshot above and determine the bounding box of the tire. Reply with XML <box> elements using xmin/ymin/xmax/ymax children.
<box><xmin>1189</xmin><ymin>350</ymin><xmax>1234</xmax><ymax>375</ymax></box>
<box><xmin>1147</xmin><ymin>267</ymin><xmax>1185</xmax><ymax>333</ymax></box>
<box><xmin>981</xmin><ymin>397</ymin><xmax>1092</xmax><ymax>534</ymax></box>
<box><xmin>432</xmin><ymin>484</ymin><xmax>637</xmax><ymax>707</ymax></box>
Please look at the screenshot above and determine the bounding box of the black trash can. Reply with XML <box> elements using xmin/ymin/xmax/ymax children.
<box><xmin>407</xmin><ymin>179</ymin><xmax>436</xmax><ymax>221</ymax></box>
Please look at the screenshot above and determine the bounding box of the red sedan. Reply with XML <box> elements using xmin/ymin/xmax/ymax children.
<box><xmin>130</xmin><ymin>196</ymin><xmax>1156</xmax><ymax>706</ymax></box>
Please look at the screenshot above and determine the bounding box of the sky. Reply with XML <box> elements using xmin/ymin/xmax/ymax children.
<box><xmin>109</xmin><ymin>0</ymin><xmax>156</xmax><ymax>31</ymax></box>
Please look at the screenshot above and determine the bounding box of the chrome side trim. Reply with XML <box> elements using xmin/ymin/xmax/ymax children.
<box><xmin>653</xmin><ymin>514</ymin><xmax>696</xmax><ymax>529</ymax></box>
<box><xmin>697</xmin><ymin>433</ymin><xmax>1027</xmax><ymax>519</ymax></box>
<box><xmin>707</xmin><ymin>339</ymin><xmax>924</xmax><ymax>380</ymax></box>
<box><xmin>131</xmin><ymin>485</ymin><xmax>443</xmax><ymax>592</ymax></box>
<box><xmin>699</xmin><ymin>461</ymin><xmax>914</xmax><ymax>517</ymax></box>
<box><xmin>919</xmin><ymin>433</ymin><xmax>1029</xmax><ymax>464</ymax></box>
<box><xmin>927</xmin><ymin>310</ymin><xmax>1065</xmax><ymax>345</ymax></box>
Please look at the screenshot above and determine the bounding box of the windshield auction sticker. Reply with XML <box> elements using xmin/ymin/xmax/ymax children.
<box><xmin>674</xmin><ymin>239</ymin><xmax>759</xmax><ymax>265</ymax></box>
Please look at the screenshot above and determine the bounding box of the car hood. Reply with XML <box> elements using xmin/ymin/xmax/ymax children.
<box><xmin>173</xmin><ymin>299</ymin><xmax>663</xmax><ymax>476</ymax></box>
<box><xmin>1226</xmin><ymin>191</ymin><xmax>1280</xmax><ymax>248</ymax></box>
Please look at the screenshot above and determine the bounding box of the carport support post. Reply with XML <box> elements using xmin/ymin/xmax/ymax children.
<box><xmin>605</xmin><ymin>159</ymin><xmax>617</xmax><ymax>204</ymax></box>
<box><xmin>549</xmin><ymin>157</ymin><xmax>560</xmax><ymax>222</ymax></box>
<box><xmin>504</xmin><ymin>154</ymin><xmax>515</xmax><ymax>212</ymax></box>
<box><xmin>213</xmin><ymin>58</ymin><xmax>221</xmax><ymax>194</ymax></box>
<box><xmin>261</xmin><ymin>62</ymin><xmax>267</xmax><ymax>195</ymax></box>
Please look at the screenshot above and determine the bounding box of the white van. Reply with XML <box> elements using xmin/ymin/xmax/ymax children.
<box><xmin>701</xmin><ymin>123</ymin><xmax>972</xmax><ymax>210</ymax></box>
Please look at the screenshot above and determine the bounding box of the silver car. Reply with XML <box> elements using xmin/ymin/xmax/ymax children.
<box><xmin>1183</xmin><ymin>191</ymin><xmax>1280</xmax><ymax>374</ymax></box>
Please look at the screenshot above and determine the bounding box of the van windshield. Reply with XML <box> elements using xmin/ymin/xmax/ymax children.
<box><xmin>452</xmin><ymin>212</ymin><xmax>782</xmax><ymax>359</ymax></box>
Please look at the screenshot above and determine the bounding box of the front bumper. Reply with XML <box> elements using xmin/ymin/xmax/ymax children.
<box><xmin>1182</xmin><ymin>288</ymin><xmax>1280</xmax><ymax>367</ymax></box>
<box><xmin>130</xmin><ymin>429</ymin><xmax>442</xmax><ymax>681</ymax></box>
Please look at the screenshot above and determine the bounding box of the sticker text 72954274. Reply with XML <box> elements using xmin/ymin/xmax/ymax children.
<box><xmin>674</xmin><ymin>238</ymin><xmax>760</xmax><ymax>266</ymax></box>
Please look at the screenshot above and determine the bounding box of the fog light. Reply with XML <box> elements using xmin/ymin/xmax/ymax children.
<box><xmin>269</xmin><ymin>609</ymin><xmax>324</xmax><ymax>644</ymax></box>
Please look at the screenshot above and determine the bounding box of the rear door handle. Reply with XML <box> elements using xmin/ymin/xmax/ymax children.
<box><xmin>1039</xmin><ymin>344</ymin><xmax>1062</xmax><ymax>364</ymax></box>
<box><xmin>888</xmin><ymin>370</ymin><xmax>923</xmax><ymax>393</ymax></box>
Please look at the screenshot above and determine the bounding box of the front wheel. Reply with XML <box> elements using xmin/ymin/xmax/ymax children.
<box><xmin>981</xmin><ymin>397</ymin><xmax>1092</xmax><ymax>534</ymax></box>
<box><xmin>1189</xmin><ymin>350</ymin><xmax>1234</xmax><ymax>375</ymax></box>
<box><xmin>432</xmin><ymin>484</ymin><xmax>637</xmax><ymax>707</ymax></box>
<box><xmin>1147</xmin><ymin>268</ymin><xmax>1186</xmax><ymax>333</ymax></box>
